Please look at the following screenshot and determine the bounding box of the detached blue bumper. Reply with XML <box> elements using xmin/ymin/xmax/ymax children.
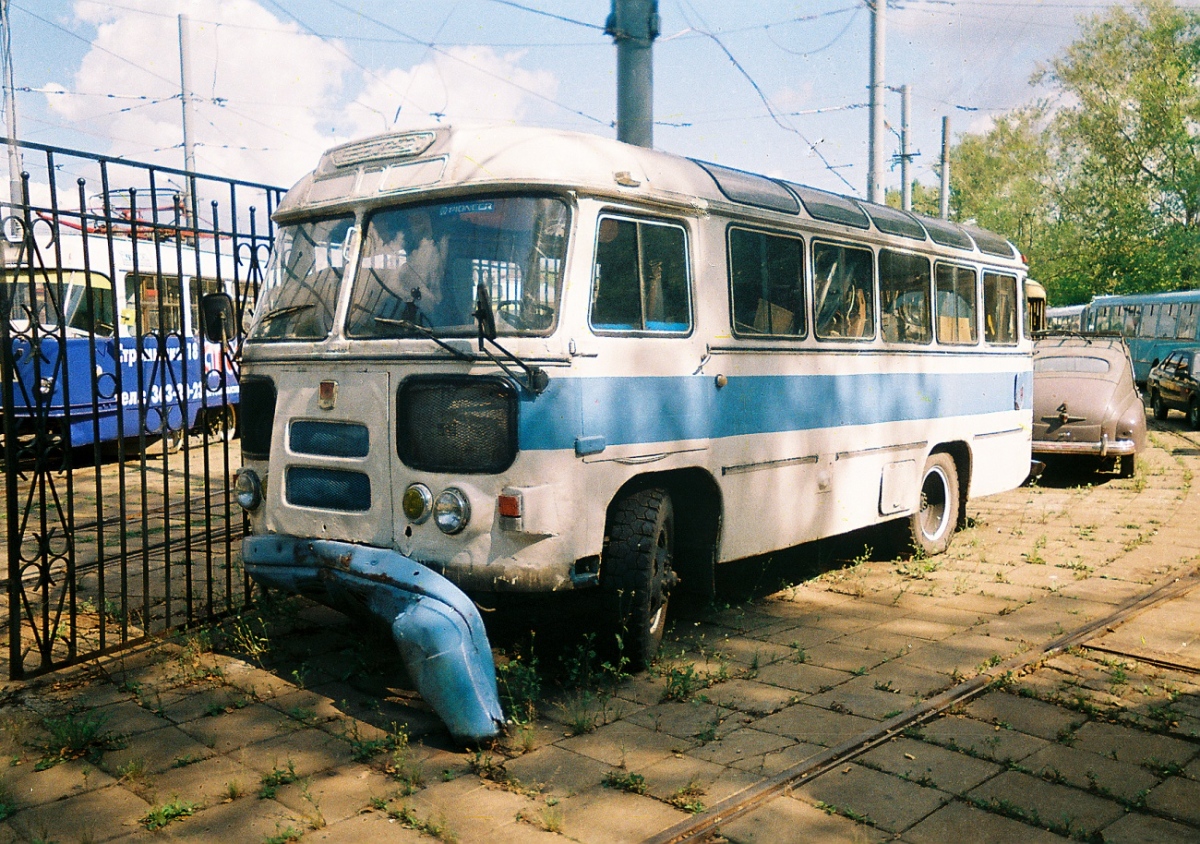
<box><xmin>242</xmin><ymin>535</ymin><xmax>504</xmax><ymax>743</ymax></box>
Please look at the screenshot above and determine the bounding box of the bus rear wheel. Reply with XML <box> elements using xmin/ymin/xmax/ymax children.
<box><xmin>206</xmin><ymin>406</ymin><xmax>238</xmax><ymax>443</ymax></box>
<box><xmin>906</xmin><ymin>453</ymin><xmax>960</xmax><ymax>557</ymax></box>
<box><xmin>601</xmin><ymin>488</ymin><xmax>675</xmax><ymax>671</ymax></box>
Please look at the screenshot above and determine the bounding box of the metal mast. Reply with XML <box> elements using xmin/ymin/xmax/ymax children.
<box><xmin>607</xmin><ymin>0</ymin><xmax>659</xmax><ymax>148</ymax></box>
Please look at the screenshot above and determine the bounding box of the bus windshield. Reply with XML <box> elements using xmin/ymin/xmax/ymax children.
<box><xmin>3</xmin><ymin>269</ymin><xmax>115</xmax><ymax>337</ymax></box>
<box><xmin>251</xmin><ymin>215</ymin><xmax>355</xmax><ymax>341</ymax></box>
<box><xmin>346</xmin><ymin>196</ymin><xmax>568</xmax><ymax>338</ymax></box>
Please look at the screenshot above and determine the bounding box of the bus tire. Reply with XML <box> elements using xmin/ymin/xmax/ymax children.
<box><xmin>1119</xmin><ymin>454</ymin><xmax>1136</xmax><ymax>479</ymax></box>
<box><xmin>906</xmin><ymin>453</ymin><xmax>959</xmax><ymax>557</ymax></box>
<box><xmin>1190</xmin><ymin>399</ymin><xmax>1200</xmax><ymax>430</ymax></box>
<box><xmin>601</xmin><ymin>488</ymin><xmax>675</xmax><ymax>671</ymax></box>
<box><xmin>164</xmin><ymin>426</ymin><xmax>185</xmax><ymax>454</ymax></box>
<box><xmin>1152</xmin><ymin>392</ymin><xmax>1168</xmax><ymax>421</ymax></box>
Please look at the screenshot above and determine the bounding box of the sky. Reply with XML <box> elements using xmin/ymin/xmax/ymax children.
<box><xmin>5</xmin><ymin>0</ymin><xmax>1196</xmax><ymax>201</ymax></box>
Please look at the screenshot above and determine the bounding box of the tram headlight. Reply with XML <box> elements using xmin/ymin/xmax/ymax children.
<box><xmin>433</xmin><ymin>488</ymin><xmax>470</xmax><ymax>535</ymax></box>
<box><xmin>235</xmin><ymin>468</ymin><xmax>263</xmax><ymax>511</ymax></box>
<box><xmin>402</xmin><ymin>483</ymin><xmax>433</xmax><ymax>524</ymax></box>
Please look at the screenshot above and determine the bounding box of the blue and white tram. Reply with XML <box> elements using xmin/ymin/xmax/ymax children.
<box><xmin>3</xmin><ymin>224</ymin><xmax>242</xmax><ymax>451</ymax></box>
<box><xmin>225</xmin><ymin>126</ymin><xmax>1033</xmax><ymax>739</ymax></box>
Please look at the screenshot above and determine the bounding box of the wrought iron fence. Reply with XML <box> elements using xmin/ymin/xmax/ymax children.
<box><xmin>0</xmin><ymin>139</ymin><xmax>283</xmax><ymax>679</ymax></box>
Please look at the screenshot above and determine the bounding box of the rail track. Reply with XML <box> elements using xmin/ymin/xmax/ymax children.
<box><xmin>646</xmin><ymin>432</ymin><xmax>1200</xmax><ymax>844</ymax></box>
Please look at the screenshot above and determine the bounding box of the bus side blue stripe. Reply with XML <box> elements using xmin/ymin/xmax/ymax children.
<box><xmin>518</xmin><ymin>370</ymin><xmax>1031</xmax><ymax>452</ymax></box>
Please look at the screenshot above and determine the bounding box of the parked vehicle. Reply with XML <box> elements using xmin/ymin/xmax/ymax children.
<box><xmin>1148</xmin><ymin>348</ymin><xmax>1200</xmax><ymax>429</ymax></box>
<box><xmin>1079</xmin><ymin>289</ymin><xmax>1200</xmax><ymax>384</ymax></box>
<box><xmin>217</xmin><ymin>125</ymin><xmax>1035</xmax><ymax>740</ymax></box>
<box><xmin>1031</xmin><ymin>332</ymin><xmax>1146</xmax><ymax>477</ymax></box>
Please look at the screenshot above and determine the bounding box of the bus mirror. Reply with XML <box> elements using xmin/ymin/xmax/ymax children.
<box><xmin>201</xmin><ymin>292</ymin><xmax>236</xmax><ymax>343</ymax></box>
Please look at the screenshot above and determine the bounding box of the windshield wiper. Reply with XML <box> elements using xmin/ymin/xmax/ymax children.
<box><xmin>259</xmin><ymin>303</ymin><xmax>313</xmax><ymax>323</ymax></box>
<box><xmin>471</xmin><ymin>283</ymin><xmax>549</xmax><ymax>395</ymax></box>
<box><xmin>374</xmin><ymin>316</ymin><xmax>476</xmax><ymax>363</ymax></box>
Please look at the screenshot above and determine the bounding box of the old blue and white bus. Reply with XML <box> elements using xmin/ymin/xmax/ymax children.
<box><xmin>229</xmin><ymin>126</ymin><xmax>1033</xmax><ymax>737</ymax></box>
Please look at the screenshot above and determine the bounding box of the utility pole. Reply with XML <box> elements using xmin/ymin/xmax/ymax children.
<box><xmin>1</xmin><ymin>0</ymin><xmax>22</xmax><ymax>209</ymax></box>
<box><xmin>939</xmin><ymin>115</ymin><xmax>951</xmax><ymax>219</ymax></box>
<box><xmin>178</xmin><ymin>14</ymin><xmax>195</xmax><ymax>175</ymax></box>
<box><xmin>178</xmin><ymin>14</ymin><xmax>195</xmax><ymax>228</ymax></box>
<box><xmin>899</xmin><ymin>83</ymin><xmax>911</xmax><ymax>212</ymax></box>
<box><xmin>867</xmin><ymin>0</ymin><xmax>886</xmax><ymax>204</ymax></box>
<box><xmin>606</xmin><ymin>0</ymin><xmax>659</xmax><ymax>148</ymax></box>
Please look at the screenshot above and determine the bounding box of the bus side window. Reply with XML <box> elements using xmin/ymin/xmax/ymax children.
<box><xmin>934</xmin><ymin>263</ymin><xmax>978</xmax><ymax>345</ymax></box>
<box><xmin>728</xmin><ymin>228</ymin><xmax>805</xmax><ymax>337</ymax></box>
<box><xmin>591</xmin><ymin>216</ymin><xmax>690</xmax><ymax>333</ymax></box>
<box><xmin>880</xmin><ymin>249</ymin><xmax>931</xmax><ymax>344</ymax></box>
<box><xmin>1179</xmin><ymin>304</ymin><xmax>1199</xmax><ymax>340</ymax></box>
<box><xmin>813</xmin><ymin>241</ymin><xmax>874</xmax><ymax>340</ymax></box>
<box><xmin>984</xmin><ymin>272</ymin><xmax>1018</xmax><ymax>345</ymax></box>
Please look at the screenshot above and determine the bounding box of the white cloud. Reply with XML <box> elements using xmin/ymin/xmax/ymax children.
<box><xmin>46</xmin><ymin>0</ymin><xmax>353</xmax><ymax>187</ymax></box>
<box><xmin>43</xmin><ymin>3</ymin><xmax>562</xmax><ymax>192</ymax></box>
<box><xmin>345</xmin><ymin>46</ymin><xmax>560</xmax><ymax>138</ymax></box>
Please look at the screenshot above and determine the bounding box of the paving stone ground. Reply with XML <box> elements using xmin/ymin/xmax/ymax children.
<box><xmin>1</xmin><ymin>422</ymin><xmax>1199</xmax><ymax>843</ymax></box>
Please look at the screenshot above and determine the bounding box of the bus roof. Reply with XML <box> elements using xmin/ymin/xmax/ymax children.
<box><xmin>276</xmin><ymin>124</ymin><xmax>1021</xmax><ymax>264</ymax></box>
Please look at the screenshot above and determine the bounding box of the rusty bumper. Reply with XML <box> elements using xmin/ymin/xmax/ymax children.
<box><xmin>243</xmin><ymin>535</ymin><xmax>504</xmax><ymax>743</ymax></box>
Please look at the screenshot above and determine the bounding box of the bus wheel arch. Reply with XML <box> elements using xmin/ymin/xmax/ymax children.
<box><xmin>600</xmin><ymin>469</ymin><xmax>722</xmax><ymax>668</ymax></box>
<box><xmin>904</xmin><ymin>444</ymin><xmax>970</xmax><ymax>557</ymax></box>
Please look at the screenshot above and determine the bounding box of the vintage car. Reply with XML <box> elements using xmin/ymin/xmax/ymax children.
<box><xmin>1148</xmin><ymin>348</ymin><xmax>1200</xmax><ymax>429</ymax></box>
<box><xmin>1032</xmin><ymin>333</ymin><xmax>1147</xmax><ymax>477</ymax></box>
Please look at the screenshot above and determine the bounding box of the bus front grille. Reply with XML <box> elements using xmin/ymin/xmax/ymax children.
<box><xmin>285</xmin><ymin>466</ymin><xmax>372</xmax><ymax>512</ymax></box>
<box><xmin>396</xmin><ymin>376</ymin><xmax>518</xmax><ymax>474</ymax></box>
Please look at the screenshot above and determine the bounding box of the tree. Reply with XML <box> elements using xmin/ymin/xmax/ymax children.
<box><xmin>944</xmin><ymin>0</ymin><xmax>1200</xmax><ymax>304</ymax></box>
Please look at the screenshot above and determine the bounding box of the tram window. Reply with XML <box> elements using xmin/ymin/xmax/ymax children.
<box><xmin>934</xmin><ymin>263</ymin><xmax>978</xmax><ymax>345</ymax></box>
<box><xmin>879</xmin><ymin>249</ymin><xmax>931</xmax><ymax>344</ymax></box>
<box><xmin>127</xmin><ymin>273</ymin><xmax>183</xmax><ymax>334</ymax></box>
<box><xmin>983</xmin><ymin>272</ymin><xmax>1018</xmax><ymax>345</ymax></box>
<box><xmin>728</xmin><ymin>228</ymin><xmax>805</xmax><ymax>337</ymax></box>
<box><xmin>813</xmin><ymin>241</ymin><xmax>874</xmax><ymax>340</ymax></box>
<box><xmin>189</xmin><ymin>276</ymin><xmax>224</xmax><ymax>335</ymax></box>
<box><xmin>1179</xmin><ymin>304</ymin><xmax>1198</xmax><ymax>340</ymax></box>
<box><xmin>591</xmin><ymin>216</ymin><xmax>690</xmax><ymax>333</ymax></box>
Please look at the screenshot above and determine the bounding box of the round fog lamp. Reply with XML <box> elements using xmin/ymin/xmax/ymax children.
<box><xmin>234</xmin><ymin>468</ymin><xmax>263</xmax><ymax>511</ymax></box>
<box><xmin>402</xmin><ymin>483</ymin><xmax>433</xmax><ymax>524</ymax></box>
<box><xmin>433</xmin><ymin>488</ymin><xmax>471</xmax><ymax>535</ymax></box>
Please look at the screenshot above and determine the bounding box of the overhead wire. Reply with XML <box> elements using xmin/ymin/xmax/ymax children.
<box><xmin>669</xmin><ymin>0</ymin><xmax>861</xmax><ymax>194</ymax></box>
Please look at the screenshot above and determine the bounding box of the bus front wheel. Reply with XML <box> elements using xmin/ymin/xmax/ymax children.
<box><xmin>906</xmin><ymin>454</ymin><xmax>960</xmax><ymax>557</ymax></box>
<box><xmin>601</xmin><ymin>488</ymin><xmax>675</xmax><ymax>671</ymax></box>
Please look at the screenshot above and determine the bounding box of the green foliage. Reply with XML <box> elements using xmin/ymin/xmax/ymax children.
<box><xmin>949</xmin><ymin>0</ymin><xmax>1200</xmax><ymax>304</ymax></box>
<box><xmin>602</xmin><ymin>769</ymin><xmax>647</xmax><ymax>794</ymax></box>
<box><xmin>36</xmin><ymin>712</ymin><xmax>123</xmax><ymax>770</ymax></box>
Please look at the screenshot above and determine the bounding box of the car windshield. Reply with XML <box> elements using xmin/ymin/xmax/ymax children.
<box><xmin>345</xmin><ymin>196</ymin><xmax>568</xmax><ymax>338</ymax></box>
<box><xmin>249</xmin><ymin>215</ymin><xmax>355</xmax><ymax>341</ymax></box>
<box><xmin>1034</xmin><ymin>355</ymin><xmax>1112</xmax><ymax>374</ymax></box>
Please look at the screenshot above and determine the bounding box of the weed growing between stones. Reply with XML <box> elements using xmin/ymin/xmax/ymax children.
<box><xmin>602</xmin><ymin>769</ymin><xmax>647</xmax><ymax>794</ymax></box>
<box><xmin>141</xmin><ymin>796</ymin><xmax>198</xmax><ymax>830</ymax></box>
<box><xmin>35</xmin><ymin>711</ymin><xmax>124</xmax><ymax>770</ymax></box>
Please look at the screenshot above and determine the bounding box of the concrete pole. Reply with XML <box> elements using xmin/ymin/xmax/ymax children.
<box><xmin>900</xmin><ymin>84</ymin><xmax>911</xmax><ymax>212</ymax></box>
<box><xmin>867</xmin><ymin>0</ymin><xmax>885</xmax><ymax>203</ymax></box>
<box><xmin>1</xmin><ymin>0</ymin><xmax>22</xmax><ymax>209</ymax></box>
<box><xmin>939</xmin><ymin>115</ymin><xmax>951</xmax><ymax>219</ymax></box>
<box><xmin>178</xmin><ymin>14</ymin><xmax>195</xmax><ymax>175</ymax></box>
<box><xmin>606</xmin><ymin>0</ymin><xmax>659</xmax><ymax>148</ymax></box>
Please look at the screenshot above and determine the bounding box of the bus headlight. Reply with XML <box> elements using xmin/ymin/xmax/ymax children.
<box><xmin>235</xmin><ymin>468</ymin><xmax>263</xmax><ymax>511</ymax></box>
<box><xmin>433</xmin><ymin>488</ymin><xmax>470</xmax><ymax>535</ymax></box>
<box><xmin>402</xmin><ymin>483</ymin><xmax>433</xmax><ymax>524</ymax></box>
